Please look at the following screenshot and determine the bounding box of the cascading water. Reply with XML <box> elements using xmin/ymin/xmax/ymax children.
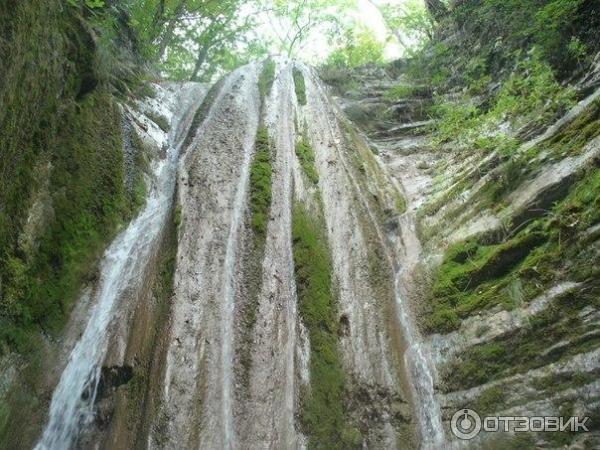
<box><xmin>394</xmin><ymin>226</ymin><xmax>446</xmax><ymax>449</ymax></box>
<box><xmin>35</xmin><ymin>83</ymin><xmax>207</xmax><ymax>450</ymax></box>
<box><xmin>35</xmin><ymin>61</ymin><xmax>446</xmax><ymax>450</ymax></box>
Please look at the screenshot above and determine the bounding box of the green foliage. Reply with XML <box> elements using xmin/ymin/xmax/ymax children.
<box><xmin>450</xmin><ymin>0</ymin><xmax>595</xmax><ymax>75</ymax></box>
<box><xmin>380</xmin><ymin>0</ymin><xmax>433</xmax><ymax>52</ymax></box>
<box><xmin>295</xmin><ymin>138</ymin><xmax>319</xmax><ymax>185</ymax></box>
<box><xmin>67</xmin><ymin>0</ymin><xmax>105</xmax><ymax>8</ymax></box>
<box><xmin>292</xmin><ymin>202</ymin><xmax>357</xmax><ymax>449</ymax></box>
<box><xmin>398</xmin><ymin>0</ymin><xmax>598</xmax><ymax>107</ymax></box>
<box><xmin>249</xmin><ymin>128</ymin><xmax>273</xmax><ymax>238</ymax></box>
<box><xmin>384</xmin><ymin>84</ymin><xmax>419</xmax><ymax>101</ymax></box>
<box><xmin>429</xmin><ymin>49</ymin><xmax>574</xmax><ymax>154</ymax></box>
<box><xmin>326</xmin><ymin>28</ymin><xmax>385</xmax><ymax>68</ymax></box>
<box><xmin>267</xmin><ymin>0</ymin><xmax>353</xmax><ymax>57</ymax></box>
<box><xmin>490</xmin><ymin>50</ymin><xmax>576</xmax><ymax>125</ymax></box>
<box><xmin>293</xmin><ymin>68</ymin><xmax>307</xmax><ymax>106</ymax></box>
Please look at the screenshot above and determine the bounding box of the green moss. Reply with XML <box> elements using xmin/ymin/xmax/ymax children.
<box><xmin>531</xmin><ymin>370</ymin><xmax>599</xmax><ymax>394</ymax></box>
<box><xmin>129</xmin><ymin>128</ymin><xmax>150</xmax><ymax>212</ymax></box>
<box><xmin>469</xmin><ymin>385</ymin><xmax>506</xmax><ymax>416</ymax></box>
<box><xmin>249</xmin><ymin>128</ymin><xmax>273</xmax><ymax>238</ymax></box>
<box><xmin>258</xmin><ymin>58</ymin><xmax>276</xmax><ymax>100</ymax></box>
<box><xmin>292</xmin><ymin>202</ymin><xmax>358</xmax><ymax>449</ymax></box>
<box><xmin>293</xmin><ymin>67</ymin><xmax>307</xmax><ymax>106</ymax></box>
<box><xmin>536</xmin><ymin>98</ymin><xmax>600</xmax><ymax>158</ymax></box>
<box><xmin>0</xmin><ymin>1</ymin><xmax>82</xmax><ymax>261</ymax></box>
<box><xmin>295</xmin><ymin>137</ymin><xmax>319</xmax><ymax>185</ymax></box>
<box><xmin>484</xmin><ymin>434</ymin><xmax>536</xmax><ymax>450</ymax></box>
<box><xmin>133</xmin><ymin>83</ymin><xmax>157</xmax><ymax>99</ymax></box>
<box><xmin>423</xmin><ymin>231</ymin><xmax>546</xmax><ymax>333</ymax></box>
<box><xmin>237</xmin><ymin>127</ymin><xmax>274</xmax><ymax>385</ymax></box>
<box><xmin>174</xmin><ymin>205</ymin><xmax>183</xmax><ymax>228</ymax></box>
<box><xmin>0</xmin><ymin>91</ymin><xmax>131</xmax><ymax>353</ymax></box>
<box><xmin>441</xmin><ymin>285</ymin><xmax>599</xmax><ymax>390</ymax></box>
<box><xmin>146</xmin><ymin>111</ymin><xmax>170</xmax><ymax>133</ymax></box>
<box><xmin>0</xmin><ymin>0</ymin><xmax>147</xmax><ymax>354</ymax></box>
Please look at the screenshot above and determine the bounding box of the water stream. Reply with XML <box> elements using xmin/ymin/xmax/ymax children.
<box><xmin>35</xmin><ymin>83</ymin><xmax>207</xmax><ymax>450</ymax></box>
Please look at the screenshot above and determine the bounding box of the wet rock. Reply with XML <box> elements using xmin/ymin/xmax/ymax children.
<box><xmin>95</xmin><ymin>365</ymin><xmax>134</xmax><ymax>401</ymax></box>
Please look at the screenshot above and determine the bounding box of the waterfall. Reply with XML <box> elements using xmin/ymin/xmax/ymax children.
<box><xmin>35</xmin><ymin>83</ymin><xmax>207</xmax><ymax>450</ymax></box>
<box><xmin>36</xmin><ymin>62</ymin><xmax>446</xmax><ymax>450</ymax></box>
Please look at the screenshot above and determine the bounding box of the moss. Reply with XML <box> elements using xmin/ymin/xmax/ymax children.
<box><xmin>0</xmin><ymin>91</ymin><xmax>131</xmax><ymax>353</ymax></box>
<box><xmin>484</xmin><ymin>434</ymin><xmax>536</xmax><ymax>450</ymax></box>
<box><xmin>0</xmin><ymin>1</ymin><xmax>146</xmax><ymax>354</ymax></box>
<box><xmin>292</xmin><ymin>202</ymin><xmax>358</xmax><ymax>449</ymax></box>
<box><xmin>238</xmin><ymin>127</ymin><xmax>274</xmax><ymax>387</ymax></box>
<box><xmin>531</xmin><ymin>370</ymin><xmax>599</xmax><ymax>394</ymax></box>
<box><xmin>469</xmin><ymin>385</ymin><xmax>506</xmax><ymax>416</ymax></box>
<box><xmin>249</xmin><ymin>128</ymin><xmax>273</xmax><ymax>238</ymax></box>
<box><xmin>423</xmin><ymin>231</ymin><xmax>546</xmax><ymax>333</ymax></box>
<box><xmin>295</xmin><ymin>137</ymin><xmax>319</xmax><ymax>185</ymax></box>
<box><xmin>128</xmin><ymin>127</ymin><xmax>150</xmax><ymax>212</ymax></box>
<box><xmin>133</xmin><ymin>83</ymin><xmax>157</xmax><ymax>99</ymax></box>
<box><xmin>537</xmin><ymin>98</ymin><xmax>600</xmax><ymax>158</ymax></box>
<box><xmin>146</xmin><ymin>111</ymin><xmax>170</xmax><ymax>133</ymax></box>
<box><xmin>173</xmin><ymin>204</ymin><xmax>182</xmax><ymax>228</ymax></box>
<box><xmin>258</xmin><ymin>58</ymin><xmax>276</xmax><ymax>100</ymax></box>
<box><xmin>441</xmin><ymin>285</ymin><xmax>600</xmax><ymax>390</ymax></box>
<box><xmin>293</xmin><ymin>67</ymin><xmax>307</xmax><ymax>106</ymax></box>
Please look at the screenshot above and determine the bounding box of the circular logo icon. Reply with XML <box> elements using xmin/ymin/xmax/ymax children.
<box><xmin>451</xmin><ymin>408</ymin><xmax>482</xmax><ymax>440</ymax></box>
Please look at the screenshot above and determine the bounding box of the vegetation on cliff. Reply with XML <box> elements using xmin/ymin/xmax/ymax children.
<box><xmin>292</xmin><ymin>202</ymin><xmax>361</xmax><ymax>448</ymax></box>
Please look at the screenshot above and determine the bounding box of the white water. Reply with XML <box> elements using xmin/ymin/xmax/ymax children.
<box><xmin>389</xmin><ymin>178</ymin><xmax>446</xmax><ymax>446</ymax></box>
<box><xmin>395</xmin><ymin>273</ymin><xmax>446</xmax><ymax>449</ymax></box>
<box><xmin>35</xmin><ymin>83</ymin><xmax>207</xmax><ymax>450</ymax></box>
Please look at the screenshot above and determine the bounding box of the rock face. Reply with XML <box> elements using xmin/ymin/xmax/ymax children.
<box><xmin>148</xmin><ymin>60</ymin><xmax>416</xmax><ymax>449</ymax></box>
<box><xmin>334</xmin><ymin>64</ymin><xmax>600</xmax><ymax>448</ymax></box>
<box><xmin>28</xmin><ymin>59</ymin><xmax>600</xmax><ymax>450</ymax></box>
<box><xmin>30</xmin><ymin>59</ymin><xmax>421</xmax><ymax>450</ymax></box>
<box><xmin>32</xmin><ymin>82</ymin><xmax>208</xmax><ymax>450</ymax></box>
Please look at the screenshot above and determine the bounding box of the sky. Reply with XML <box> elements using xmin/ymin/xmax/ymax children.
<box><xmin>356</xmin><ymin>0</ymin><xmax>404</xmax><ymax>59</ymax></box>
